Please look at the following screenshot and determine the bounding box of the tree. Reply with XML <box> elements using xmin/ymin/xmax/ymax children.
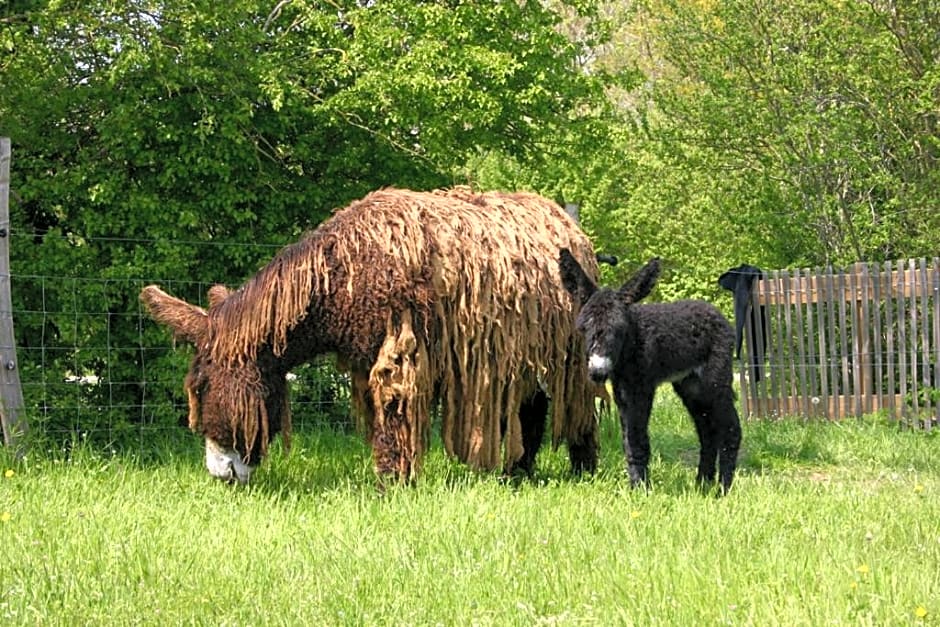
<box><xmin>0</xmin><ymin>0</ymin><xmax>616</xmax><ymax>441</ymax></box>
<box><xmin>475</xmin><ymin>0</ymin><xmax>940</xmax><ymax>301</ymax></box>
<box><xmin>628</xmin><ymin>0</ymin><xmax>940</xmax><ymax>268</ymax></box>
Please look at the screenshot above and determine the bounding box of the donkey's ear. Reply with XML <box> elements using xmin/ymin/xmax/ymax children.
<box><xmin>140</xmin><ymin>285</ymin><xmax>209</xmax><ymax>344</ymax></box>
<box><xmin>619</xmin><ymin>257</ymin><xmax>661</xmax><ymax>304</ymax></box>
<box><xmin>207</xmin><ymin>284</ymin><xmax>232</xmax><ymax>309</ymax></box>
<box><xmin>558</xmin><ymin>248</ymin><xmax>597</xmax><ymax>306</ymax></box>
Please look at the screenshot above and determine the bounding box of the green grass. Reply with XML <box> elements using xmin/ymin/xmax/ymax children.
<box><xmin>1</xmin><ymin>391</ymin><xmax>939</xmax><ymax>626</ymax></box>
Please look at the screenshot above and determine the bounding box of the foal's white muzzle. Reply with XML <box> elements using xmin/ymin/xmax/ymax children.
<box><xmin>205</xmin><ymin>438</ymin><xmax>254</xmax><ymax>484</ymax></box>
<box><xmin>587</xmin><ymin>353</ymin><xmax>613</xmax><ymax>383</ymax></box>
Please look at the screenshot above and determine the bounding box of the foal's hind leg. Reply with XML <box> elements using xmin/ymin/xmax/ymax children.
<box><xmin>675</xmin><ymin>380</ymin><xmax>741</xmax><ymax>494</ymax></box>
<box><xmin>714</xmin><ymin>394</ymin><xmax>742</xmax><ymax>494</ymax></box>
<box><xmin>672</xmin><ymin>376</ymin><xmax>719</xmax><ymax>487</ymax></box>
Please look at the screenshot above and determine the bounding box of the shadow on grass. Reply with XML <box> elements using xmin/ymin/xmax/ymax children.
<box><xmin>1</xmin><ymin>424</ymin><xmax>207</xmax><ymax>470</ymax></box>
<box><xmin>595</xmin><ymin>392</ymin><xmax>845</xmax><ymax>491</ymax></box>
<box><xmin>252</xmin><ymin>427</ymin><xmax>620</xmax><ymax>500</ymax></box>
<box><xmin>738</xmin><ymin>425</ymin><xmax>832</xmax><ymax>474</ymax></box>
<box><xmin>219</xmin><ymin>411</ymin><xmax>940</xmax><ymax>499</ymax></box>
<box><xmin>8</xmin><ymin>392</ymin><xmax>936</xmax><ymax>498</ymax></box>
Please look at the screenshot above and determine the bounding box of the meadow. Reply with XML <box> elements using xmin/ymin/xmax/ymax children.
<box><xmin>1</xmin><ymin>391</ymin><xmax>938</xmax><ymax>626</ymax></box>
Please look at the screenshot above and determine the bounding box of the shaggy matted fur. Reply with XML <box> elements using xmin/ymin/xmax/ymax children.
<box><xmin>559</xmin><ymin>250</ymin><xmax>742</xmax><ymax>493</ymax></box>
<box><xmin>141</xmin><ymin>187</ymin><xmax>600</xmax><ymax>482</ymax></box>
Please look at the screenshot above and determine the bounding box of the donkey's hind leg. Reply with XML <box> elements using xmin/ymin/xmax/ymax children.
<box><xmin>567</xmin><ymin>429</ymin><xmax>598</xmax><ymax>475</ymax></box>
<box><xmin>510</xmin><ymin>388</ymin><xmax>549</xmax><ymax>475</ymax></box>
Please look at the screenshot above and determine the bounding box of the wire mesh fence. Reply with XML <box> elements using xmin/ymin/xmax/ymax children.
<box><xmin>14</xmin><ymin>253</ymin><xmax>940</xmax><ymax>457</ymax></box>
<box><xmin>5</xmin><ymin>236</ymin><xmax>356</xmax><ymax>455</ymax></box>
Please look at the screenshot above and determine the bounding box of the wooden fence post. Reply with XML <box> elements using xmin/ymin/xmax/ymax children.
<box><xmin>0</xmin><ymin>138</ymin><xmax>27</xmax><ymax>455</ymax></box>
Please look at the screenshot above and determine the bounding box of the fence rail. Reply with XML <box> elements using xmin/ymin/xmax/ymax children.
<box><xmin>740</xmin><ymin>259</ymin><xmax>940</xmax><ymax>428</ymax></box>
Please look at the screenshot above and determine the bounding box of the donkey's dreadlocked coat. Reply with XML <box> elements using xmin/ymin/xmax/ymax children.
<box><xmin>141</xmin><ymin>187</ymin><xmax>600</xmax><ymax>481</ymax></box>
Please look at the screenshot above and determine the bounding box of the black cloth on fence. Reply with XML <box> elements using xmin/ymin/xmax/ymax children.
<box><xmin>595</xmin><ymin>253</ymin><xmax>618</xmax><ymax>266</ymax></box>
<box><xmin>718</xmin><ymin>264</ymin><xmax>767</xmax><ymax>381</ymax></box>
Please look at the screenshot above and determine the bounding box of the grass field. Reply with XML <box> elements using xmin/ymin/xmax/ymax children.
<box><xmin>1</xmin><ymin>390</ymin><xmax>938</xmax><ymax>626</ymax></box>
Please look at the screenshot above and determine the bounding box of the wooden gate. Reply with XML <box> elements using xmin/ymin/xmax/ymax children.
<box><xmin>739</xmin><ymin>259</ymin><xmax>940</xmax><ymax>428</ymax></box>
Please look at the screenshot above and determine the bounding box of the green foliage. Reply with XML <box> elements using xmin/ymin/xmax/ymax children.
<box><xmin>0</xmin><ymin>0</ymin><xmax>615</xmax><ymax>439</ymax></box>
<box><xmin>625</xmin><ymin>0</ymin><xmax>940</xmax><ymax>269</ymax></box>
<box><xmin>482</xmin><ymin>0</ymin><xmax>940</xmax><ymax>308</ymax></box>
<box><xmin>3</xmin><ymin>0</ymin><xmax>939</xmax><ymax>441</ymax></box>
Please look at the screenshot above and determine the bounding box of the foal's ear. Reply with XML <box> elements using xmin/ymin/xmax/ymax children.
<box><xmin>558</xmin><ymin>248</ymin><xmax>597</xmax><ymax>306</ymax></box>
<box><xmin>619</xmin><ymin>257</ymin><xmax>661</xmax><ymax>304</ymax></box>
<box><xmin>140</xmin><ymin>285</ymin><xmax>209</xmax><ymax>345</ymax></box>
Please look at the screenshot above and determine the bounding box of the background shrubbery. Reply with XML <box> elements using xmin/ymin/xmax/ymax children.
<box><xmin>1</xmin><ymin>0</ymin><xmax>937</xmax><ymax>442</ymax></box>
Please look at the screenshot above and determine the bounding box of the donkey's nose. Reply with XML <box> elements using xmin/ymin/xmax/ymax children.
<box><xmin>208</xmin><ymin>458</ymin><xmax>235</xmax><ymax>483</ymax></box>
<box><xmin>220</xmin><ymin>461</ymin><xmax>235</xmax><ymax>483</ymax></box>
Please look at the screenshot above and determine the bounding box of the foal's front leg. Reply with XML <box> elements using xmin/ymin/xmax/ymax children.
<box><xmin>616</xmin><ymin>389</ymin><xmax>654</xmax><ymax>488</ymax></box>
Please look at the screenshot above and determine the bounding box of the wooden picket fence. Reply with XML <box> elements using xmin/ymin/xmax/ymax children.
<box><xmin>739</xmin><ymin>258</ymin><xmax>940</xmax><ymax>428</ymax></box>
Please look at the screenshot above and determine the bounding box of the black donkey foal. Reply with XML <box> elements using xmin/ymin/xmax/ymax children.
<box><xmin>559</xmin><ymin>250</ymin><xmax>742</xmax><ymax>494</ymax></box>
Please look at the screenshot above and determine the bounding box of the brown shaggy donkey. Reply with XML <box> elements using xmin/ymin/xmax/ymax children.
<box><xmin>141</xmin><ymin>188</ymin><xmax>601</xmax><ymax>485</ymax></box>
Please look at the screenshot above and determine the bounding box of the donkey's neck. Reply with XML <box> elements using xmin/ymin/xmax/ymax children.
<box><xmin>263</xmin><ymin>295</ymin><xmax>332</xmax><ymax>372</ymax></box>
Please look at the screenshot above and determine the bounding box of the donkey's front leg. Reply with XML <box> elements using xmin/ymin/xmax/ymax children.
<box><xmin>371</xmin><ymin>397</ymin><xmax>416</xmax><ymax>489</ymax></box>
<box><xmin>617</xmin><ymin>390</ymin><xmax>654</xmax><ymax>488</ymax></box>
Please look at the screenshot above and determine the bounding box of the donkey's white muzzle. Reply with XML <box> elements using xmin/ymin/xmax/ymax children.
<box><xmin>205</xmin><ymin>438</ymin><xmax>254</xmax><ymax>484</ymax></box>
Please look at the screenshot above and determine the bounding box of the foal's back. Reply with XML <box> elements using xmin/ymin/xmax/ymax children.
<box><xmin>627</xmin><ymin>300</ymin><xmax>735</xmax><ymax>383</ymax></box>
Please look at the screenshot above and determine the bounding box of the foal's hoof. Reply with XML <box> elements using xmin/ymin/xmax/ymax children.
<box><xmin>627</xmin><ymin>475</ymin><xmax>651</xmax><ymax>493</ymax></box>
<box><xmin>627</xmin><ymin>465</ymin><xmax>649</xmax><ymax>490</ymax></box>
<box><xmin>629</xmin><ymin>480</ymin><xmax>651</xmax><ymax>493</ymax></box>
<box><xmin>696</xmin><ymin>478</ymin><xmax>732</xmax><ymax>497</ymax></box>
